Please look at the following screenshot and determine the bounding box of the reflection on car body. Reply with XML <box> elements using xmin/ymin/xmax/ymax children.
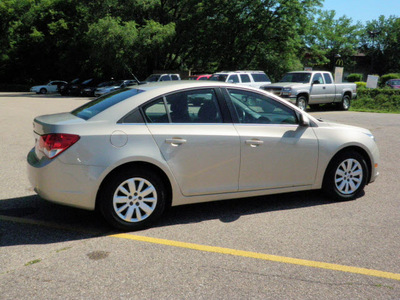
<box><xmin>27</xmin><ymin>81</ymin><xmax>379</xmax><ymax>230</ymax></box>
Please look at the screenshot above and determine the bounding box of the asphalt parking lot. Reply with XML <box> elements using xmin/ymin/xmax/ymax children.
<box><xmin>0</xmin><ymin>92</ymin><xmax>399</xmax><ymax>299</ymax></box>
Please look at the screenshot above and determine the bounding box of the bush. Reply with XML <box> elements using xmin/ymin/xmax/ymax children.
<box><xmin>347</xmin><ymin>73</ymin><xmax>363</xmax><ymax>82</ymax></box>
<box><xmin>355</xmin><ymin>81</ymin><xmax>366</xmax><ymax>89</ymax></box>
<box><xmin>379</xmin><ymin>73</ymin><xmax>400</xmax><ymax>87</ymax></box>
<box><xmin>352</xmin><ymin>88</ymin><xmax>400</xmax><ymax>113</ymax></box>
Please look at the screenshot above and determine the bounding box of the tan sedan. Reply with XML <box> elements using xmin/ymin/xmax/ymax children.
<box><xmin>27</xmin><ymin>81</ymin><xmax>379</xmax><ymax>230</ymax></box>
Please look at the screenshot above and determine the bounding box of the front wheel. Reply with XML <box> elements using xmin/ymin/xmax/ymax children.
<box><xmin>99</xmin><ymin>168</ymin><xmax>167</xmax><ymax>231</ymax></box>
<box><xmin>40</xmin><ymin>88</ymin><xmax>47</xmax><ymax>94</ymax></box>
<box><xmin>296</xmin><ymin>96</ymin><xmax>308</xmax><ymax>111</ymax></box>
<box><xmin>322</xmin><ymin>151</ymin><xmax>368</xmax><ymax>201</ymax></box>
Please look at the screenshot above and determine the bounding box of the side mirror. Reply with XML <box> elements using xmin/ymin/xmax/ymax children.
<box><xmin>228</xmin><ymin>79</ymin><xmax>234</xmax><ymax>83</ymax></box>
<box><xmin>312</xmin><ymin>80</ymin><xmax>320</xmax><ymax>84</ymax></box>
<box><xmin>299</xmin><ymin>113</ymin><xmax>310</xmax><ymax>127</ymax></box>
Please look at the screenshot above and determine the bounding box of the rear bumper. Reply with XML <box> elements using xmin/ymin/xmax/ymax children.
<box><xmin>27</xmin><ymin>148</ymin><xmax>104</xmax><ymax>210</ymax></box>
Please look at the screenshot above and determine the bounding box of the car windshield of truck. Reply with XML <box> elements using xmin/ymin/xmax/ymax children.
<box><xmin>280</xmin><ymin>73</ymin><xmax>312</xmax><ymax>83</ymax></box>
<box><xmin>209</xmin><ymin>74</ymin><xmax>228</xmax><ymax>82</ymax></box>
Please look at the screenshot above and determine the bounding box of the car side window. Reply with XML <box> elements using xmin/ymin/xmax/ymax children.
<box><xmin>227</xmin><ymin>89</ymin><xmax>298</xmax><ymax>125</ymax></box>
<box><xmin>160</xmin><ymin>75</ymin><xmax>171</xmax><ymax>81</ymax></box>
<box><xmin>143</xmin><ymin>89</ymin><xmax>223</xmax><ymax>124</ymax></box>
<box><xmin>142</xmin><ymin>98</ymin><xmax>169</xmax><ymax>123</ymax></box>
<box><xmin>240</xmin><ymin>74</ymin><xmax>251</xmax><ymax>83</ymax></box>
<box><xmin>171</xmin><ymin>75</ymin><xmax>179</xmax><ymax>80</ymax></box>
<box><xmin>312</xmin><ymin>73</ymin><xmax>324</xmax><ymax>84</ymax></box>
<box><xmin>228</xmin><ymin>75</ymin><xmax>239</xmax><ymax>83</ymax></box>
<box><xmin>323</xmin><ymin>73</ymin><xmax>333</xmax><ymax>84</ymax></box>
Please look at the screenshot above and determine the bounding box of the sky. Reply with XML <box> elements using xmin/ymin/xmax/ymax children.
<box><xmin>322</xmin><ymin>0</ymin><xmax>400</xmax><ymax>24</ymax></box>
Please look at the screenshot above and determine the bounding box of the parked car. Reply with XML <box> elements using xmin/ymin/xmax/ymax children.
<box><xmin>30</xmin><ymin>81</ymin><xmax>67</xmax><ymax>94</ymax></box>
<box><xmin>209</xmin><ymin>71</ymin><xmax>271</xmax><ymax>88</ymax></box>
<box><xmin>386</xmin><ymin>79</ymin><xmax>400</xmax><ymax>89</ymax></box>
<box><xmin>261</xmin><ymin>71</ymin><xmax>357</xmax><ymax>111</ymax></box>
<box><xmin>144</xmin><ymin>74</ymin><xmax>181</xmax><ymax>82</ymax></box>
<box><xmin>27</xmin><ymin>81</ymin><xmax>379</xmax><ymax>231</ymax></box>
<box><xmin>189</xmin><ymin>74</ymin><xmax>212</xmax><ymax>80</ymax></box>
<box><xmin>94</xmin><ymin>80</ymin><xmax>138</xmax><ymax>97</ymax></box>
<box><xmin>79</xmin><ymin>78</ymin><xmax>108</xmax><ymax>96</ymax></box>
<box><xmin>59</xmin><ymin>78</ymin><xmax>81</xmax><ymax>96</ymax></box>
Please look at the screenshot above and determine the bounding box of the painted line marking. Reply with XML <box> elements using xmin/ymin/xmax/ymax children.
<box><xmin>2</xmin><ymin>215</ymin><xmax>399</xmax><ymax>281</ymax></box>
<box><xmin>112</xmin><ymin>233</ymin><xmax>400</xmax><ymax>282</ymax></box>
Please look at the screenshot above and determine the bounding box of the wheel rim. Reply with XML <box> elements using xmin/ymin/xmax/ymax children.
<box><xmin>297</xmin><ymin>98</ymin><xmax>306</xmax><ymax>111</ymax></box>
<box><xmin>334</xmin><ymin>159</ymin><xmax>363</xmax><ymax>195</ymax></box>
<box><xmin>113</xmin><ymin>177</ymin><xmax>157</xmax><ymax>223</ymax></box>
<box><xmin>343</xmin><ymin>97</ymin><xmax>350</xmax><ymax>110</ymax></box>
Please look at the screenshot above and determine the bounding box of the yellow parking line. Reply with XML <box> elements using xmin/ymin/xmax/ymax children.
<box><xmin>112</xmin><ymin>233</ymin><xmax>400</xmax><ymax>282</ymax></box>
<box><xmin>2</xmin><ymin>215</ymin><xmax>399</xmax><ymax>281</ymax></box>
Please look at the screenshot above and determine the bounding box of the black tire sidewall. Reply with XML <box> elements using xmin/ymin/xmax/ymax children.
<box><xmin>323</xmin><ymin>151</ymin><xmax>368</xmax><ymax>201</ymax></box>
<box><xmin>99</xmin><ymin>169</ymin><xmax>166</xmax><ymax>231</ymax></box>
<box><xmin>40</xmin><ymin>88</ymin><xmax>47</xmax><ymax>94</ymax></box>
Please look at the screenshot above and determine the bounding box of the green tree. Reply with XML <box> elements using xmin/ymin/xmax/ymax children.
<box><xmin>360</xmin><ymin>16</ymin><xmax>400</xmax><ymax>75</ymax></box>
<box><xmin>302</xmin><ymin>10</ymin><xmax>363</xmax><ymax>72</ymax></box>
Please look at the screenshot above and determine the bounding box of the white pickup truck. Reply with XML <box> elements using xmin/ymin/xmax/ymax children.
<box><xmin>261</xmin><ymin>71</ymin><xmax>357</xmax><ymax>111</ymax></box>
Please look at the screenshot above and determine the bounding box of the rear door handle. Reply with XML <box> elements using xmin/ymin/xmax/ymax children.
<box><xmin>166</xmin><ymin>138</ymin><xmax>187</xmax><ymax>146</ymax></box>
<box><xmin>245</xmin><ymin>139</ymin><xmax>264</xmax><ymax>147</ymax></box>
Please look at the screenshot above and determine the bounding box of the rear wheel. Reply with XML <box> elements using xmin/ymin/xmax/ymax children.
<box><xmin>322</xmin><ymin>151</ymin><xmax>368</xmax><ymax>201</ymax></box>
<box><xmin>296</xmin><ymin>96</ymin><xmax>308</xmax><ymax>111</ymax></box>
<box><xmin>338</xmin><ymin>95</ymin><xmax>351</xmax><ymax>111</ymax></box>
<box><xmin>99</xmin><ymin>168</ymin><xmax>167</xmax><ymax>231</ymax></box>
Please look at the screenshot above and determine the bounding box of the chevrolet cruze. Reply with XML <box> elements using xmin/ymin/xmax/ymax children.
<box><xmin>27</xmin><ymin>81</ymin><xmax>379</xmax><ymax>230</ymax></box>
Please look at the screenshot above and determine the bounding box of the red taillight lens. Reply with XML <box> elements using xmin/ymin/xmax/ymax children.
<box><xmin>39</xmin><ymin>133</ymin><xmax>80</xmax><ymax>159</ymax></box>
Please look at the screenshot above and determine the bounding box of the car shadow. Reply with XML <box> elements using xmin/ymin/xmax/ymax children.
<box><xmin>0</xmin><ymin>191</ymin><xmax>340</xmax><ymax>247</ymax></box>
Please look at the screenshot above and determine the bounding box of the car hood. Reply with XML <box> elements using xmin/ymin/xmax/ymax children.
<box><xmin>317</xmin><ymin>119</ymin><xmax>372</xmax><ymax>134</ymax></box>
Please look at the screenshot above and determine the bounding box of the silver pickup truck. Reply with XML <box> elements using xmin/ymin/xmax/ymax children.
<box><xmin>261</xmin><ymin>71</ymin><xmax>357</xmax><ymax>111</ymax></box>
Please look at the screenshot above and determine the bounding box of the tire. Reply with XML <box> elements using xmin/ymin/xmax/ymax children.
<box><xmin>322</xmin><ymin>150</ymin><xmax>368</xmax><ymax>201</ymax></box>
<box><xmin>40</xmin><ymin>88</ymin><xmax>47</xmax><ymax>94</ymax></box>
<box><xmin>338</xmin><ymin>95</ymin><xmax>351</xmax><ymax>111</ymax></box>
<box><xmin>99</xmin><ymin>168</ymin><xmax>167</xmax><ymax>231</ymax></box>
<box><xmin>296</xmin><ymin>96</ymin><xmax>308</xmax><ymax>111</ymax></box>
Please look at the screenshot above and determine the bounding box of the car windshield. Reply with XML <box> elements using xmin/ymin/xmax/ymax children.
<box><xmin>280</xmin><ymin>73</ymin><xmax>312</xmax><ymax>83</ymax></box>
<box><xmin>145</xmin><ymin>75</ymin><xmax>161</xmax><ymax>82</ymax></box>
<box><xmin>98</xmin><ymin>81</ymin><xmax>115</xmax><ymax>87</ymax></box>
<box><xmin>82</xmin><ymin>79</ymin><xmax>93</xmax><ymax>85</ymax></box>
<box><xmin>113</xmin><ymin>80</ymin><xmax>125</xmax><ymax>86</ymax></box>
<box><xmin>209</xmin><ymin>74</ymin><xmax>228</xmax><ymax>81</ymax></box>
<box><xmin>71</xmin><ymin>88</ymin><xmax>145</xmax><ymax>120</ymax></box>
<box><xmin>390</xmin><ymin>80</ymin><xmax>400</xmax><ymax>85</ymax></box>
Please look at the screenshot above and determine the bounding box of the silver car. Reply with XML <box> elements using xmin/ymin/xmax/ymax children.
<box><xmin>27</xmin><ymin>81</ymin><xmax>379</xmax><ymax>230</ymax></box>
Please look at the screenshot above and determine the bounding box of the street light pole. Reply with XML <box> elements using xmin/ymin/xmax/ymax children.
<box><xmin>368</xmin><ymin>30</ymin><xmax>381</xmax><ymax>74</ymax></box>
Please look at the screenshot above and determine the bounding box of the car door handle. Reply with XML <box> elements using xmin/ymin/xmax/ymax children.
<box><xmin>166</xmin><ymin>138</ymin><xmax>187</xmax><ymax>146</ymax></box>
<box><xmin>245</xmin><ymin>139</ymin><xmax>263</xmax><ymax>147</ymax></box>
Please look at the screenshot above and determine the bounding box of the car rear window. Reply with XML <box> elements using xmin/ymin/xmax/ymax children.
<box><xmin>72</xmin><ymin>88</ymin><xmax>145</xmax><ymax>120</ymax></box>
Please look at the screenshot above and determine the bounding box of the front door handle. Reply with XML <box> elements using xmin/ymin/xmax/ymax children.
<box><xmin>166</xmin><ymin>138</ymin><xmax>187</xmax><ymax>146</ymax></box>
<box><xmin>245</xmin><ymin>139</ymin><xmax>263</xmax><ymax>147</ymax></box>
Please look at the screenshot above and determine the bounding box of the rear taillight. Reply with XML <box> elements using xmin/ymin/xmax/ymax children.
<box><xmin>39</xmin><ymin>133</ymin><xmax>80</xmax><ymax>159</ymax></box>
